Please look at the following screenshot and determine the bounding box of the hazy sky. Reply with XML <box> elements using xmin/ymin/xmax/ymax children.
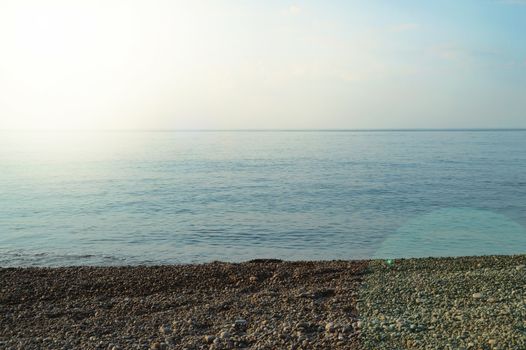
<box><xmin>0</xmin><ymin>0</ymin><xmax>525</xmax><ymax>130</ymax></box>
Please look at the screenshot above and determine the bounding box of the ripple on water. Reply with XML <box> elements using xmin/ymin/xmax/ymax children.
<box><xmin>1</xmin><ymin>131</ymin><xmax>525</xmax><ymax>266</ymax></box>
<box><xmin>374</xmin><ymin>208</ymin><xmax>526</xmax><ymax>259</ymax></box>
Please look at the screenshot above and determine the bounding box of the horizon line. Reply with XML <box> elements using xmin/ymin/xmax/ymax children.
<box><xmin>1</xmin><ymin>128</ymin><xmax>526</xmax><ymax>132</ymax></box>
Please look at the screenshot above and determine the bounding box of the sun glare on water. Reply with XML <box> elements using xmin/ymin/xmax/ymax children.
<box><xmin>0</xmin><ymin>130</ymin><xmax>147</xmax><ymax>165</ymax></box>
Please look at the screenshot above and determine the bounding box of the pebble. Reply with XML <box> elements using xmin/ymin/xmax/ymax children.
<box><xmin>219</xmin><ymin>331</ymin><xmax>231</xmax><ymax>339</ymax></box>
<box><xmin>4</xmin><ymin>256</ymin><xmax>524</xmax><ymax>350</ymax></box>
<box><xmin>234</xmin><ymin>319</ymin><xmax>248</xmax><ymax>330</ymax></box>
<box><xmin>159</xmin><ymin>324</ymin><xmax>172</xmax><ymax>335</ymax></box>
<box><xmin>358</xmin><ymin>255</ymin><xmax>526</xmax><ymax>349</ymax></box>
<box><xmin>204</xmin><ymin>335</ymin><xmax>215</xmax><ymax>344</ymax></box>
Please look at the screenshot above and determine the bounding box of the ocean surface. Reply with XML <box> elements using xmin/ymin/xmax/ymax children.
<box><xmin>1</xmin><ymin>130</ymin><xmax>525</xmax><ymax>266</ymax></box>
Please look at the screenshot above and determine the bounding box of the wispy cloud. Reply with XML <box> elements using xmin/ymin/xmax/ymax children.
<box><xmin>429</xmin><ymin>45</ymin><xmax>468</xmax><ymax>61</ymax></box>
<box><xmin>281</xmin><ymin>5</ymin><xmax>302</xmax><ymax>16</ymax></box>
<box><xmin>497</xmin><ymin>0</ymin><xmax>526</xmax><ymax>4</ymax></box>
<box><xmin>390</xmin><ymin>23</ymin><xmax>419</xmax><ymax>32</ymax></box>
<box><xmin>428</xmin><ymin>45</ymin><xmax>502</xmax><ymax>65</ymax></box>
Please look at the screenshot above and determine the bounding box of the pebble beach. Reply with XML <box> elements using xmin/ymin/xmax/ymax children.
<box><xmin>1</xmin><ymin>255</ymin><xmax>525</xmax><ymax>350</ymax></box>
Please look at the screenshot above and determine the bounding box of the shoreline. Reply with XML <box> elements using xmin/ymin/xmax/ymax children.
<box><xmin>1</xmin><ymin>255</ymin><xmax>525</xmax><ymax>349</ymax></box>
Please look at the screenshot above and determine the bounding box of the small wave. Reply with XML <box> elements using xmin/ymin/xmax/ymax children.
<box><xmin>0</xmin><ymin>250</ymin><xmax>127</xmax><ymax>267</ymax></box>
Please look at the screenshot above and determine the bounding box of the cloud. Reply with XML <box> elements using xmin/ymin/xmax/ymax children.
<box><xmin>281</xmin><ymin>5</ymin><xmax>301</xmax><ymax>16</ymax></box>
<box><xmin>429</xmin><ymin>45</ymin><xmax>467</xmax><ymax>61</ymax></box>
<box><xmin>429</xmin><ymin>44</ymin><xmax>502</xmax><ymax>62</ymax></box>
<box><xmin>497</xmin><ymin>0</ymin><xmax>526</xmax><ymax>4</ymax></box>
<box><xmin>390</xmin><ymin>23</ymin><xmax>419</xmax><ymax>32</ymax></box>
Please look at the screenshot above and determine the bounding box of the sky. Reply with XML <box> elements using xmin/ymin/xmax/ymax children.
<box><xmin>0</xmin><ymin>0</ymin><xmax>525</xmax><ymax>130</ymax></box>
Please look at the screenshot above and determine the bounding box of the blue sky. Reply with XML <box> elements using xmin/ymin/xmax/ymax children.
<box><xmin>0</xmin><ymin>0</ymin><xmax>525</xmax><ymax>129</ymax></box>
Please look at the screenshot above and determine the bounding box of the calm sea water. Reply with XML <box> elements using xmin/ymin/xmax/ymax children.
<box><xmin>1</xmin><ymin>130</ymin><xmax>525</xmax><ymax>266</ymax></box>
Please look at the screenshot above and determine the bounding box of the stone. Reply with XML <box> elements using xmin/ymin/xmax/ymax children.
<box><xmin>159</xmin><ymin>324</ymin><xmax>172</xmax><ymax>335</ymax></box>
<box><xmin>472</xmin><ymin>292</ymin><xmax>483</xmax><ymax>299</ymax></box>
<box><xmin>234</xmin><ymin>319</ymin><xmax>248</xmax><ymax>330</ymax></box>
<box><xmin>325</xmin><ymin>322</ymin><xmax>335</xmax><ymax>333</ymax></box>
<box><xmin>219</xmin><ymin>331</ymin><xmax>231</xmax><ymax>339</ymax></box>
<box><xmin>204</xmin><ymin>335</ymin><xmax>215</xmax><ymax>344</ymax></box>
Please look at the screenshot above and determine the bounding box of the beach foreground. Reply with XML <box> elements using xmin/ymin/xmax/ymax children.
<box><xmin>1</xmin><ymin>255</ymin><xmax>525</xmax><ymax>350</ymax></box>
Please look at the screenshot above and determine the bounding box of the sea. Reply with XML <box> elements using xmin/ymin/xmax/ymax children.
<box><xmin>1</xmin><ymin>130</ymin><xmax>525</xmax><ymax>266</ymax></box>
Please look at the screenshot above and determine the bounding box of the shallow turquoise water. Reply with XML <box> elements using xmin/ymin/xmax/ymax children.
<box><xmin>0</xmin><ymin>130</ymin><xmax>525</xmax><ymax>266</ymax></box>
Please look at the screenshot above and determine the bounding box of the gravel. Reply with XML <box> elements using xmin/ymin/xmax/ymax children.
<box><xmin>2</xmin><ymin>255</ymin><xmax>525</xmax><ymax>349</ymax></box>
<box><xmin>358</xmin><ymin>255</ymin><xmax>526</xmax><ymax>350</ymax></box>
<box><xmin>0</xmin><ymin>260</ymin><xmax>365</xmax><ymax>349</ymax></box>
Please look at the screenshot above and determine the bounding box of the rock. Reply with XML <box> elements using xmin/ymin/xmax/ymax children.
<box><xmin>472</xmin><ymin>292</ymin><xmax>483</xmax><ymax>299</ymax></box>
<box><xmin>159</xmin><ymin>324</ymin><xmax>172</xmax><ymax>335</ymax></box>
<box><xmin>204</xmin><ymin>335</ymin><xmax>215</xmax><ymax>344</ymax></box>
<box><xmin>13</xmin><ymin>257</ymin><xmax>526</xmax><ymax>350</ymax></box>
<box><xmin>234</xmin><ymin>319</ymin><xmax>248</xmax><ymax>330</ymax></box>
<box><xmin>150</xmin><ymin>342</ymin><xmax>160</xmax><ymax>350</ymax></box>
<box><xmin>219</xmin><ymin>331</ymin><xmax>231</xmax><ymax>339</ymax></box>
<box><xmin>342</xmin><ymin>325</ymin><xmax>353</xmax><ymax>333</ymax></box>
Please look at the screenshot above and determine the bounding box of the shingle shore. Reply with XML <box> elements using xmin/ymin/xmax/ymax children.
<box><xmin>0</xmin><ymin>260</ymin><xmax>365</xmax><ymax>350</ymax></box>
<box><xmin>358</xmin><ymin>255</ymin><xmax>526</xmax><ymax>350</ymax></box>
<box><xmin>0</xmin><ymin>255</ymin><xmax>524</xmax><ymax>350</ymax></box>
